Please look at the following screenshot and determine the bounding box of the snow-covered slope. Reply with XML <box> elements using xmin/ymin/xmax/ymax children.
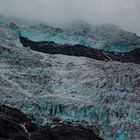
<box><xmin>0</xmin><ymin>16</ymin><xmax>140</xmax><ymax>140</ymax></box>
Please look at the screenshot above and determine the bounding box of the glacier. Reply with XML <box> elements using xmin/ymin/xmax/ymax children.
<box><xmin>0</xmin><ymin>15</ymin><xmax>140</xmax><ymax>140</ymax></box>
<box><xmin>18</xmin><ymin>23</ymin><xmax>140</xmax><ymax>52</ymax></box>
<box><xmin>1</xmin><ymin>44</ymin><xmax>140</xmax><ymax>139</ymax></box>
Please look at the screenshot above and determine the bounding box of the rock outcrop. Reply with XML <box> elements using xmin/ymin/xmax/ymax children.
<box><xmin>0</xmin><ymin>105</ymin><xmax>102</xmax><ymax>140</ymax></box>
<box><xmin>19</xmin><ymin>36</ymin><xmax>140</xmax><ymax>64</ymax></box>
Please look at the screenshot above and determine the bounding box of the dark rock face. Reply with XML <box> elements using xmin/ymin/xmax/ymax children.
<box><xmin>19</xmin><ymin>36</ymin><xmax>140</xmax><ymax>64</ymax></box>
<box><xmin>0</xmin><ymin>105</ymin><xmax>31</xmax><ymax>123</ymax></box>
<box><xmin>31</xmin><ymin>125</ymin><xmax>100</xmax><ymax>140</ymax></box>
<box><xmin>0</xmin><ymin>105</ymin><xmax>30</xmax><ymax>140</ymax></box>
<box><xmin>0</xmin><ymin>105</ymin><xmax>102</xmax><ymax>140</ymax></box>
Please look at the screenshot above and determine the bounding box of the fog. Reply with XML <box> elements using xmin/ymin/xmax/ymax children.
<box><xmin>0</xmin><ymin>0</ymin><xmax>140</xmax><ymax>35</ymax></box>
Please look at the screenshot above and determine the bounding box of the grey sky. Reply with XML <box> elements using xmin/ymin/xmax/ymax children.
<box><xmin>0</xmin><ymin>0</ymin><xmax>140</xmax><ymax>34</ymax></box>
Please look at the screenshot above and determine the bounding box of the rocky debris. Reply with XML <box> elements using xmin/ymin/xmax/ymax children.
<box><xmin>0</xmin><ymin>105</ymin><xmax>102</xmax><ymax>140</ymax></box>
<box><xmin>19</xmin><ymin>36</ymin><xmax>140</xmax><ymax>64</ymax></box>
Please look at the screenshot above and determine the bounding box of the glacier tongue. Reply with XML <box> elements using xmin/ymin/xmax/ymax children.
<box><xmin>0</xmin><ymin>44</ymin><xmax>140</xmax><ymax>140</ymax></box>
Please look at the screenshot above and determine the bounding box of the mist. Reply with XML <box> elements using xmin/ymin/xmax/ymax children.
<box><xmin>0</xmin><ymin>0</ymin><xmax>140</xmax><ymax>35</ymax></box>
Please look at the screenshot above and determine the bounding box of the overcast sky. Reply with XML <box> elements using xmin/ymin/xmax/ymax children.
<box><xmin>0</xmin><ymin>0</ymin><xmax>140</xmax><ymax>35</ymax></box>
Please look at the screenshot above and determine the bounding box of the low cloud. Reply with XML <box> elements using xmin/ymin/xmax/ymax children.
<box><xmin>0</xmin><ymin>0</ymin><xmax>140</xmax><ymax>34</ymax></box>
